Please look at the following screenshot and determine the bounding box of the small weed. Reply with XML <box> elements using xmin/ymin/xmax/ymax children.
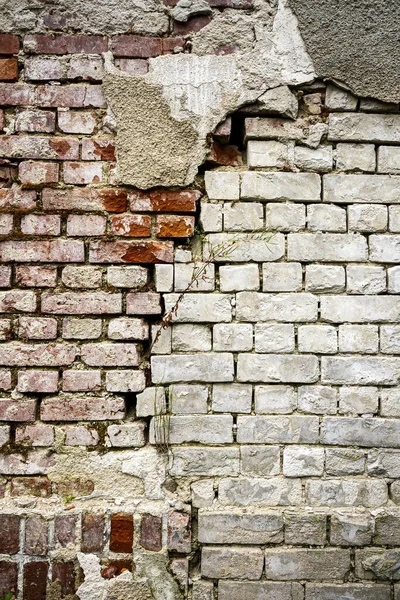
<box><xmin>1</xmin><ymin>593</ymin><xmax>14</xmax><ymax>600</ymax></box>
<box><xmin>62</xmin><ymin>494</ymin><xmax>75</xmax><ymax>504</ymax></box>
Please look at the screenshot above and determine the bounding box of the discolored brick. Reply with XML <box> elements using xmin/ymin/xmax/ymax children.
<box><xmin>81</xmin><ymin>513</ymin><xmax>104</xmax><ymax>553</ymax></box>
<box><xmin>109</xmin><ymin>513</ymin><xmax>134</xmax><ymax>553</ymax></box>
<box><xmin>11</xmin><ymin>477</ymin><xmax>51</xmax><ymax>497</ymax></box>
<box><xmin>54</xmin><ymin>515</ymin><xmax>77</xmax><ymax>548</ymax></box>
<box><xmin>168</xmin><ymin>511</ymin><xmax>191</xmax><ymax>553</ymax></box>
<box><xmin>141</xmin><ymin>514</ymin><xmax>162</xmax><ymax>551</ymax></box>
<box><xmin>23</xmin><ymin>562</ymin><xmax>48</xmax><ymax>600</ymax></box>
<box><xmin>52</xmin><ymin>562</ymin><xmax>75</xmax><ymax>596</ymax></box>
<box><xmin>0</xmin><ymin>561</ymin><xmax>18</xmax><ymax>597</ymax></box>
<box><xmin>25</xmin><ymin>516</ymin><xmax>48</xmax><ymax>555</ymax></box>
<box><xmin>0</xmin><ymin>514</ymin><xmax>19</xmax><ymax>554</ymax></box>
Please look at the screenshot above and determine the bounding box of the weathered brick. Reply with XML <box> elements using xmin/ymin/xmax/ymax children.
<box><xmin>17</xmin><ymin>370</ymin><xmax>58</xmax><ymax>393</ymax></box>
<box><xmin>54</xmin><ymin>514</ymin><xmax>77</xmax><ymax>547</ymax></box>
<box><xmin>15</xmin><ymin>108</ymin><xmax>55</xmax><ymax>133</ymax></box>
<box><xmin>0</xmin><ymin>290</ymin><xmax>36</xmax><ymax>313</ymax></box>
<box><xmin>218</xmin><ymin>581</ymin><xmax>297</xmax><ymax>600</ymax></box>
<box><xmin>25</xmin><ymin>516</ymin><xmax>48</xmax><ymax>555</ymax></box>
<box><xmin>126</xmin><ymin>292</ymin><xmax>162</xmax><ymax>315</ymax></box>
<box><xmin>23</xmin><ymin>562</ymin><xmax>48</xmax><ymax>600</ymax></box>
<box><xmin>140</xmin><ymin>514</ymin><xmax>162</xmax><ymax>551</ymax></box>
<box><xmin>0</xmin><ymin>58</ymin><xmax>18</xmax><ymax>81</ymax></box>
<box><xmin>64</xmin><ymin>161</ymin><xmax>103</xmax><ymax>184</ymax></box>
<box><xmin>0</xmin><ymin>562</ymin><xmax>18</xmax><ymax>597</ymax></box>
<box><xmin>43</xmin><ymin>187</ymin><xmax>126</xmax><ymax>212</ymax></box>
<box><xmin>288</xmin><ymin>233</ymin><xmax>367</xmax><ymax>262</ymax></box>
<box><xmin>115</xmin><ymin>58</ymin><xmax>149</xmax><ymax>75</ymax></box>
<box><xmin>0</xmin><ymin>370</ymin><xmax>11</xmax><ymax>390</ymax></box>
<box><xmin>107</xmin><ymin>266</ymin><xmax>148</xmax><ymax>288</ymax></box>
<box><xmin>0</xmin><ymin>515</ymin><xmax>20</xmax><ymax>553</ymax></box>
<box><xmin>202</xmin><ymin>546</ymin><xmax>263</xmax><ymax>579</ymax></box>
<box><xmin>66</xmin><ymin>214</ymin><xmax>106</xmax><ymax>237</ymax></box>
<box><xmin>41</xmin><ymin>396</ymin><xmax>125</xmax><ymax>421</ymax></box>
<box><xmin>324</xmin><ymin>174</ymin><xmax>400</xmax><ymax>203</ymax></box>
<box><xmin>285</xmin><ymin>512</ymin><xmax>326</xmax><ymax>546</ymax></box>
<box><xmin>24</xmin><ymin>56</ymin><xmax>66</xmax><ymax>81</ymax></box>
<box><xmin>0</xmin><ymin>33</ymin><xmax>20</xmax><ymax>54</ymax></box>
<box><xmin>110</xmin><ymin>513</ymin><xmax>134</xmax><ymax>552</ymax></box>
<box><xmin>241</xmin><ymin>172</ymin><xmax>321</xmax><ymax>201</ymax></box>
<box><xmin>237</xmin><ymin>415</ymin><xmax>319</xmax><ymax>444</ymax></box>
<box><xmin>111</xmin><ymin>214</ymin><xmax>152</xmax><ymax>237</ymax></box>
<box><xmin>322</xmin><ymin>417</ymin><xmax>400</xmax><ymax>448</ymax></box>
<box><xmin>156</xmin><ymin>215</ymin><xmax>195</xmax><ymax>238</ymax></box>
<box><xmin>198</xmin><ymin>511</ymin><xmax>283</xmax><ymax>544</ymax></box>
<box><xmin>347</xmin><ymin>265</ymin><xmax>386</xmax><ymax>294</ymax></box>
<box><xmin>36</xmin><ymin>84</ymin><xmax>105</xmax><ymax>108</ymax></box>
<box><xmin>0</xmin><ymin>186</ymin><xmax>37</xmax><ymax>211</ymax></box>
<box><xmin>81</xmin><ymin>137</ymin><xmax>115</xmax><ymax>160</ymax></box>
<box><xmin>0</xmin><ymin>343</ymin><xmax>76</xmax><ymax>366</ymax></box>
<box><xmin>236</xmin><ymin>292</ymin><xmax>317</xmax><ymax>322</ymax></box>
<box><xmin>24</xmin><ymin>34</ymin><xmax>107</xmax><ymax>54</ymax></box>
<box><xmin>0</xmin><ymin>135</ymin><xmax>78</xmax><ymax>159</ymax></box>
<box><xmin>152</xmin><ymin>353</ymin><xmax>234</xmax><ymax>383</ymax></box>
<box><xmin>1</xmin><ymin>240</ymin><xmax>84</xmax><ymax>263</ymax></box>
<box><xmin>0</xmin><ymin>213</ymin><xmax>13</xmax><ymax>234</ymax></box>
<box><xmin>111</xmin><ymin>35</ymin><xmax>184</xmax><ymax>57</ymax></box>
<box><xmin>107</xmin><ymin>422</ymin><xmax>146</xmax><ymax>446</ymax></box>
<box><xmin>321</xmin><ymin>296</ymin><xmax>400</xmax><ymax>323</ymax></box>
<box><xmin>64</xmin><ymin>425</ymin><xmax>99</xmax><ymax>446</ymax></box>
<box><xmin>129</xmin><ymin>189</ymin><xmax>199</xmax><ymax>212</ymax></box>
<box><xmin>62</xmin><ymin>318</ymin><xmax>102</xmax><ymax>339</ymax></box>
<box><xmin>322</xmin><ymin>356</ymin><xmax>399</xmax><ymax>385</ymax></box>
<box><xmin>163</xmin><ymin>293</ymin><xmax>231</xmax><ymax>322</ymax></box>
<box><xmin>16</xmin><ymin>266</ymin><xmax>57</xmax><ymax>287</ymax></box>
<box><xmin>89</xmin><ymin>240</ymin><xmax>173</xmax><ymax>263</ymax></box>
<box><xmin>52</xmin><ymin>563</ymin><xmax>75</xmax><ymax>596</ymax></box>
<box><xmin>306</xmin><ymin>584</ymin><xmax>390</xmax><ymax>600</ymax></box>
<box><xmin>62</xmin><ymin>370</ymin><xmax>101</xmax><ymax>392</ymax></box>
<box><xmin>58</xmin><ymin>110</ymin><xmax>97</xmax><ymax>134</ymax></box>
<box><xmin>42</xmin><ymin>292</ymin><xmax>121</xmax><ymax>314</ymax></box>
<box><xmin>169</xmin><ymin>447</ymin><xmax>239</xmax><ymax>476</ymax></box>
<box><xmin>0</xmin><ymin>83</ymin><xmax>34</xmax><ymax>105</ymax></box>
<box><xmin>336</xmin><ymin>142</ymin><xmax>376</xmax><ymax>172</ymax></box>
<box><xmin>108</xmin><ymin>317</ymin><xmax>148</xmax><ymax>340</ymax></box>
<box><xmin>0</xmin><ymin>266</ymin><xmax>11</xmax><ymax>287</ymax></box>
<box><xmin>81</xmin><ymin>513</ymin><xmax>104</xmax><ymax>552</ymax></box>
<box><xmin>105</xmin><ymin>370</ymin><xmax>146</xmax><ymax>393</ymax></box>
<box><xmin>68</xmin><ymin>56</ymin><xmax>103</xmax><ymax>81</ymax></box>
<box><xmin>328</xmin><ymin>113</ymin><xmax>400</xmax><ymax>143</ymax></box>
<box><xmin>264</xmin><ymin>548</ymin><xmax>350</xmax><ymax>580</ymax></box>
<box><xmin>168</xmin><ymin>511</ymin><xmax>191</xmax><ymax>553</ymax></box>
<box><xmin>151</xmin><ymin>415</ymin><xmax>233</xmax><ymax>444</ymax></box>
<box><xmin>18</xmin><ymin>316</ymin><xmax>57</xmax><ymax>340</ymax></box>
<box><xmin>283</xmin><ymin>446</ymin><xmax>324</xmax><ymax>476</ymax></box>
<box><xmin>61</xmin><ymin>266</ymin><xmax>102</xmax><ymax>288</ymax></box>
<box><xmin>0</xmin><ymin>398</ymin><xmax>37</xmax><ymax>421</ymax></box>
<box><xmin>81</xmin><ymin>342</ymin><xmax>139</xmax><ymax>366</ymax></box>
<box><xmin>254</xmin><ymin>385</ymin><xmax>296</xmax><ymax>414</ymax></box>
<box><xmin>15</xmin><ymin>424</ymin><xmax>54</xmax><ymax>447</ymax></box>
<box><xmin>19</xmin><ymin>161</ymin><xmax>60</xmax><ymax>187</ymax></box>
<box><xmin>307</xmin><ymin>479</ymin><xmax>387</xmax><ymax>508</ymax></box>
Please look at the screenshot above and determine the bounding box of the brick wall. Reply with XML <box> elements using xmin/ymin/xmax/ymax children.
<box><xmin>1</xmin><ymin>14</ymin><xmax>400</xmax><ymax>600</ymax></box>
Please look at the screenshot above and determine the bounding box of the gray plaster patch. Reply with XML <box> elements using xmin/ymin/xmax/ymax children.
<box><xmin>288</xmin><ymin>0</ymin><xmax>400</xmax><ymax>103</ymax></box>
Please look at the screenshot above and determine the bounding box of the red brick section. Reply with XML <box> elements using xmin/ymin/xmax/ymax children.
<box><xmin>167</xmin><ymin>511</ymin><xmax>191</xmax><ymax>553</ymax></box>
<box><xmin>156</xmin><ymin>215</ymin><xmax>195</xmax><ymax>238</ymax></box>
<box><xmin>52</xmin><ymin>563</ymin><xmax>76</xmax><ymax>596</ymax></box>
<box><xmin>24</xmin><ymin>34</ymin><xmax>108</xmax><ymax>54</ymax></box>
<box><xmin>23</xmin><ymin>562</ymin><xmax>48</xmax><ymax>600</ymax></box>
<box><xmin>0</xmin><ymin>514</ymin><xmax>20</xmax><ymax>554</ymax></box>
<box><xmin>0</xmin><ymin>34</ymin><xmax>20</xmax><ymax>54</ymax></box>
<box><xmin>141</xmin><ymin>514</ymin><xmax>162</xmax><ymax>551</ymax></box>
<box><xmin>54</xmin><ymin>515</ymin><xmax>77</xmax><ymax>547</ymax></box>
<box><xmin>111</xmin><ymin>36</ymin><xmax>185</xmax><ymax>57</ymax></box>
<box><xmin>25</xmin><ymin>516</ymin><xmax>48</xmax><ymax>555</ymax></box>
<box><xmin>130</xmin><ymin>189</ymin><xmax>200</xmax><ymax>212</ymax></box>
<box><xmin>0</xmin><ymin>561</ymin><xmax>18</xmax><ymax>597</ymax></box>
<box><xmin>11</xmin><ymin>477</ymin><xmax>51</xmax><ymax>497</ymax></box>
<box><xmin>81</xmin><ymin>513</ymin><xmax>105</xmax><ymax>552</ymax></box>
<box><xmin>0</xmin><ymin>58</ymin><xmax>18</xmax><ymax>81</ymax></box>
<box><xmin>109</xmin><ymin>513</ymin><xmax>134</xmax><ymax>552</ymax></box>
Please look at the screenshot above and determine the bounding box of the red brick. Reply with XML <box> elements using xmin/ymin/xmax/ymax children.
<box><xmin>66</xmin><ymin>214</ymin><xmax>106</xmax><ymax>236</ymax></box>
<box><xmin>24</xmin><ymin>56</ymin><xmax>65</xmax><ymax>81</ymax></box>
<box><xmin>81</xmin><ymin>343</ymin><xmax>139</xmax><ymax>366</ymax></box>
<box><xmin>64</xmin><ymin>161</ymin><xmax>103</xmax><ymax>184</ymax></box>
<box><xmin>64</xmin><ymin>425</ymin><xmax>99</xmax><ymax>446</ymax></box>
<box><xmin>41</xmin><ymin>396</ymin><xmax>125</xmax><ymax>421</ymax></box>
<box><xmin>89</xmin><ymin>240</ymin><xmax>174</xmax><ymax>264</ymax></box>
<box><xmin>0</xmin><ymin>135</ymin><xmax>79</xmax><ymax>160</ymax></box>
<box><xmin>19</xmin><ymin>161</ymin><xmax>59</xmax><ymax>186</ymax></box>
<box><xmin>111</xmin><ymin>214</ymin><xmax>152</xmax><ymax>237</ymax></box>
<box><xmin>0</xmin><ymin>83</ymin><xmax>34</xmax><ymax>105</ymax></box>
<box><xmin>68</xmin><ymin>56</ymin><xmax>104</xmax><ymax>81</ymax></box>
<box><xmin>111</xmin><ymin>35</ymin><xmax>162</xmax><ymax>57</ymax></box>
<box><xmin>0</xmin><ymin>58</ymin><xmax>18</xmax><ymax>81</ymax></box>
<box><xmin>168</xmin><ymin>511</ymin><xmax>191</xmax><ymax>553</ymax></box>
<box><xmin>41</xmin><ymin>292</ymin><xmax>121</xmax><ymax>314</ymax></box>
<box><xmin>110</xmin><ymin>513</ymin><xmax>134</xmax><ymax>553</ymax></box>
<box><xmin>0</xmin><ymin>240</ymin><xmax>84</xmax><ymax>262</ymax></box>
<box><xmin>15</xmin><ymin>424</ymin><xmax>54</xmax><ymax>446</ymax></box>
<box><xmin>0</xmin><ymin>451</ymin><xmax>54</xmax><ymax>475</ymax></box>
<box><xmin>58</xmin><ymin>110</ymin><xmax>97</xmax><ymax>134</ymax></box>
<box><xmin>36</xmin><ymin>84</ymin><xmax>106</xmax><ymax>108</ymax></box>
<box><xmin>130</xmin><ymin>189</ymin><xmax>199</xmax><ymax>212</ymax></box>
<box><xmin>20</xmin><ymin>214</ymin><xmax>60</xmax><ymax>236</ymax></box>
<box><xmin>54</xmin><ymin>515</ymin><xmax>77</xmax><ymax>547</ymax></box>
<box><xmin>0</xmin><ymin>398</ymin><xmax>37</xmax><ymax>421</ymax></box>
<box><xmin>174</xmin><ymin>15</ymin><xmax>212</xmax><ymax>34</ymax></box>
<box><xmin>11</xmin><ymin>477</ymin><xmax>51</xmax><ymax>497</ymax></box>
<box><xmin>25</xmin><ymin>516</ymin><xmax>48</xmax><ymax>555</ymax></box>
<box><xmin>15</xmin><ymin>109</ymin><xmax>56</xmax><ymax>133</ymax></box>
<box><xmin>52</xmin><ymin>477</ymin><xmax>94</xmax><ymax>498</ymax></box>
<box><xmin>115</xmin><ymin>58</ymin><xmax>148</xmax><ymax>75</ymax></box>
<box><xmin>17</xmin><ymin>370</ymin><xmax>59</xmax><ymax>393</ymax></box>
<box><xmin>141</xmin><ymin>514</ymin><xmax>162</xmax><ymax>551</ymax></box>
<box><xmin>126</xmin><ymin>292</ymin><xmax>161</xmax><ymax>315</ymax></box>
<box><xmin>52</xmin><ymin>562</ymin><xmax>75</xmax><ymax>596</ymax></box>
<box><xmin>0</xmin><ymin>515</ymin><xmax>20</xmax><ymax>553</ymax></box>
<box><xmin>0</xmin><ymin>34</ymin><xmax>20</xmax><ymax>54</ymax></box>
<box><xmin>0</xmin><ymin>186</ymin><xmax>37</xmax><ymax>211</ymax></box>
<box><xmin>42</xmin><ymin>188</ymin><xmax>126</xmax><ymax>212</ymax></box>
<box><xmin>156</xmin><ymin>215</ymin><xmax>195</xmax><ymax>238</ymax></box>
<box><xmin>0</xmin><ymin>561</ymin><xmax>18</xmax><ymax>597</ymax></box>
<box><xmin>102</xmin><ymin>561</ymin><xmax>133</xmax><ymax>578</ymax></box>
<box><xmin>0</xmin><ymin>319</ymin><xmax>11</xmax><ymax>340</ymax></box>
<box><xmin>18</xmin><ymin>316</ymin><xmax>57</xmax><ymax>339</ymax></box>
<box><xmin>81</xmin><ymin>138</ymin><xmax>115</xmax><ymax>161</ymax></box>
<box><xmin>0</xmin><ymin>343</ymin><xmax>77</xmax><ymax>366</ymax></box>
<box><xmin>16</xmin><ymin>266</ymin><xmax>58</xmax><ymax>288</ymax></box>
<box><xmin>81</xmin><ymin>513</ymin><xmax>104</xmax><ymax>553</ymax></box>
<box><xmin>62</xmin><ymin>370</ymin><xmax>101</xmax><ymax>392</ymax></box>
<box><xmin>24</xmin><ymin>34</ymin><xmax>108</xmax><ymax>55</ymax></box>
<box><xmin>0</xmin><ymin>213</ymin><xmax>13</xmax><ymax>234</ymax></box>
<box><xmin>214</xmin><ymin>116</ymin><xmax>232</xmax><ymax>142</ymax></box>
<box><xmin>0</xmin><ymin>266</ymin><xmax>11</xmax><ymax>287</ymax></box>
<box><xmin>162</xmin><ymin>37</ymin><xmax>186</xmax><ymax>53</ymax></box>
<box><xmin>23</xmin><ymin>562</ymin><xmax>48</xmax><ymax>600</ymax></box>
<box><xmin>0</xmin><ymin>290</ymin><xmax>36</xmax><ymax>312</ymax></box>
<box><xmin>0</xmin><ymin>369</ymin><xmax>11</xmax><ymax>390</ymax></box>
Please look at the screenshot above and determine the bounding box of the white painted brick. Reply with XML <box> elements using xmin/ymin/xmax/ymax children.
<box><xmin>326</xmin><ymin>448</ymin><xmax>365</xmax><ymax>475</ymax></box>
<box><xmin>150</xmin><ymin>415</ymin><xmax>233</xmax><ymax>444</ymax></box>
<box><xmin>379</xmin><ymin>388</ymin><xmax>400</xmax><ymax>417</ymax></box>
<box><xmin>223</xmin><ymin>202</ymin><xmax>263</xmax><ymax>231</ymax></box>
<box><xmin>169</xmin><ymin>384</ymin><xmax>208</xmax><ymax>414</ymax></box>
<box><xmin>163</xmin><ymin>293</ymin><xmax>232</xmax><ymax>322</ymax></box>
<box><xmin>174</xmin><ymin>248</ymin><xmax>192</xmax><ymax>262</ymax></box>
<box><xmin>294</xmin><ymin>146</ymin><xmax>333</xmax><ymax>172</ymax></box>
<box><xmin>256</xmin><ymin>85</ymin><xmax>298</xmax><ymax>119</ymax></box>
<box><xmin>388</xmin><ymin>266</ymin><xmax>400</xmax><ymax>293</ymax></box>
<box><xmin>254</xmin><ymin>385</ymin><xmax>297</xmax><ymax>414</ymax></box>
<box><xmin>321</xmin><ymin>296</ymin><xmax>400</xmax><ymax>323</ymax></box>
<box><xmin>380</xmin><ymin>325</ymin><xmax>400</xmax><ymax>354</ymax></box>
<box><xmin>237</xmin><ymin>415</ymin><xmax>319</xmax><ymax>444</ymax></box>
<box><xmin>347</xmin><ymin>266</ymin><xmax>386</xmax><ymax>294</ymax></box>
<box><xmin>389</xmin><ymin>206</ymin><xmax>400</xmax><ymax>232</ymax></box>
<box><xmin>169</xmin><ymin>446</ymin><xmax>239</xmax><ymax>476</ymax></box>
<box><xmin>324</xmin><ymin>174</ymin><xmax>400</xmax><ymax>203</ymax></box>
<box><xmin>335</xmin><ymin>143</ymin><xmax>376</xmax><ymax>172</ymax></box>
<box><xmin>155</xmin><ymin>264</ymin><xmax>173</xmax><ymax>292</ymax></box>
<box><xmin>219</xmin><ymin>264</ymin><xmax>259</xmax><ymax>292</ymax></box>
<box><xmin>339</xmin><ymin>325</ymin><xmax>379</xmax><ymax>353</ymax></box>
<box><xmin>213</xmin><ymin>323</ymin><xmax>253</xmax><ymax>352</ymax></box>
<box><xmin>339</xmin><ymin>387</ymin><xmax>379</xmax><ymax>415</ymax></box>
<box><xmin>288</xmin><ymin>233</ymin><xmax>367</xmax><ymax>262</ymax></box>
<box><xmin>172</xmin><ymin>324</ymin><xmax>212</xmax><ymax>352</ymax></box>
<box><xmin>377</xmin><ymin>146</ymin><xmax>400</xmax><ymax>174</ymax></box>
<box><xmin>107</xmin><ymin>423</ymin><xmax>146</xmax><ymax>447</ymax></box>
<box><xmin>298</xmin><ymin>325</ymin><xmax>337</xmax><ymax>354</ymax></box>
<box><xmin>205</xmin><ymin>171</ymin><xmax>240</xmax><ymax>200</ymax></box>
<box><xmin>212</xmin><ymin>383</ymin><xmax>252</xmax><ymax>413</ymax></box>
<box><xmin>328</xmin><ymin>113</ymin><xmax>400</xmax><ymax>143</ymax></box>
<box><xmin>325</xmin><ymin>84</ymin><xmax>357</xmax><ymax>111</ymax></box>
<box><xmin>191</xmin><ymin>480</ymin><xmax>214</xmax><ymax>508</ymax></box>
<box><xmin>174</xmin><ymin>262</ymin><xmax>215</xmax><ymax>292</ymax></box>
<box><xmin>245</xmin><ymin>117</ymin><xmax>306</xmax><ymax>142</ymax></box>
<box><xmin>237</xmin><ymin>354</ymin><xmax>319</xmax><ymax>383</ymax></box>
<box><xmin>254</xmin><ymin>324</ymin><xmax>295</xmax><ymax>353</ymax></box>
<box><xmin>265</xmin><ymin>548</ymin><xmax>351</xmax><ymax>581</ymax></box>
<box><xmin>283</xmin><ymin>446</ymin><xmax>324</xmax><ymax>476</ymax></box>
<box><xmin>105</xmin><ymin>370</ymin><xmax>146</xmax><ymax>393</ymax></box>
<box><xmin>265</xmin><ymin>203</ymin><xmax>306</xmax><ymax>232</ymax></box>
<box><xmin>305</xmin><ymin>480</ymin><xmax>387</xmax><ymax>508</ymax></box>
<box><xmin>218</xmin><ymin>477</ymin><xmax>302</xmax><ymax>507</ymax></box>
<box><xmin>305</xmin><ymin>265</ymin><xmax>345</xmax><ymax>293</ymax></box>
<box><xmin>204</xmin><ymin>233</ymin><xmax>284</xmax><ymax>262</ymax></box>
<box><xmin>136</xmin><ymin>386</ymin><xmax>166</xmax><ymax>417</ymax></box>
<box><xmin>370</xmin><ymin>235</ymin><xmax>400</xmax><ymax>262</ymax></box>
<box><xmin>307</xmin><ymin>204</ymin><xmax>346</xmax><ymax>232</ymax></box>
<box><xmin>247</xmin><ymin>140</ymin><xmax>289</xmax><ymax>168</ymax></box>
<box><xmin>322</xmin><ymin>417</ymin><xmax>400</xmax><ymax>448</ymax></box>
<box><xmin>367</xmin><ymin>449</ymin><xmax>400</xmax><ymax>477</ymax></box>
<box><xmin>201</xmin><ymin>546</ymin><xmax>263</xmax><ymax>579</ymax></box>
<box><xmin>262</xmin><ymin>263</ymin><xmax>302</xmax><ymax>292</ymax></box>
<box><xmin>348</xmin><ymin>204</ymin><xmax>387</xmax><ymax>232</ymax></box>
<box><xmin>321</xmin><ymin>356</ymin><xmax>399</xmax><ymax>385</ymax></box>
<box><xmin>298</xmin><ymin>385</ymin><xmax>337</xmax><ymax>414</ymax></box>
<box><xmin>151</xmin><ymin>324</ymin><xmax>171</xmax><ymax>354</ymax></box>
<box><xmin>236</xmin><ymin>292</ymin><xmax>318</xmax><ymax>322</ymax></box>
<box><xmin>151</xmin><ymin>353</ymin><xmax>234</xmax><ymax>383</ymax></box>
<box><xmin>241</xmin><ymin>172</ymin><xmax>321</xmax><ymax>201</ymax></box>
<box><xmin>107</xmin><ymin>265</ymin><xmax>148</xmax><ymax>288</ymax></box>
<box><xmin>240</xmin><ymin>445</ymin><xmax>281</xmax><ymax>475</ymax></box>
<box><xmin>200</xmin><ymin>201</ymin><xmax>223</xmax><ymax>232</ymax></box>
<box><xmin>108</xmin><ymin>317</ymin><xmax>148</xmax><ymax>340</ymax></box>
<box><xmin>198</xmin><ymin>511</ymin><xmax>284</xmax><ymax>545</ymax></box>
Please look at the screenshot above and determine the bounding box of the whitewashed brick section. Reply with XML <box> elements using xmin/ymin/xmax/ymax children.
<box><xmin>307</xmin><ymin>584</ymin><xmax>390</xmax><ymax>600</ymax></box>
<box><xmin>174</xmin><ymin>263</ymin><xmax>215</xmax><ymax>292</ymax></box>
<box><xmin>241</xmin><ymin>172</ymin><xmax>321</xmax><ymax>201</ymax></box>
<box><xmin>254</xmin><ymin>324</ymin><xmax>295</xmax><ymax>353</ymax></box>
<box><xmin>325</xmin><ymin>84</ymin><xmax>358</xmax><ymax>111</ymax></box>
<box><xmin>237</xmin><ymin>415</ymin><xmax>319</xmax><ymax>444</ymax></box>
<box><xmin>240</xmin><ymin>445</ymin><xmax>281</xmax><ymax>475</ymax></box>
<box><xmin>265</xmin><ymin>548</ymin><xmax>351</xmax><ymax>581</ymax></box>
<box><xmin>205</xmin><ymin>171</ymin><xmax>240</xmax><ymax>200</ymax></box>
<box><xmin>237</xmin><ymin>354</ymin><xmax>319</xmax><ymax>383</ymax></box>
<box><xmin>212</xmin><ymin>384</ymin><xmax>252</xmax><ymax>413</ymax></box>
<box><xmin>335</xmin><ymin>143</ymin><xmax>376</xmax><ymax>172</ymax></box>
<box><xmin>323</xmin><ymin>174</ymin><xmax>400</xmax><ymax>203</ymax></box>
<box><xmin>204</xmin><ymin>233</ymin><xmax>284</xmax><ymax>262</ymax></box>
<box><xmin>298</xmin><ymin>385</ymin><xmax>337</xmax><ymax>415</ymax></box>
<box><xmin>298</xmin><ymin>325</ymin><xmax>337</xmax><ymax>354</ymax></box>
<box><xmin>348</xmin><ymin>205</ymin><xmax>387</xmax><ymax>232</ymax></box>
<box><xmin>223</xmin><ymin>202</ymin><xmax>263</xmax><ymax>231</ymax></box>
<box><xmin>288</xmin><ymin>233</ymin><xmax>367</xmax><ymax>262</ymax></box>
<box><xmin>378</xmin><ymin>146</ymin><xmax>400</xmax><ymax>174</ymax></box>
<box><xmin>339</xmin><ymin>387</ymin><xmax>378</xmax><ymax>415</ymax></box>
<box><xmin>169</xmin><ymin>384</ymin><xmax>208</xmax><ymax>414</ymax></box>
<box><xmin>219</xmin><ymin>265</ymin><xmax>259</xmax><ymax>292</ymax></box>
<box><xmin>265</xmin><ymin>203</ymin><xmax>306</xmax><ymax>232</ymax></box>
<box><xmin>381</xmin><ymin>325</ymin><xmax>400</xmax><ymax>354</ymax></box>
<box><xmin>283</xmin><ymin>446</ymin><xmax>324</xmax><ymax>476</ymax></box>
<box><xmin>338</xmin><ymin>325</ymin><xmax>379</xmax><ymax>353</ymax></box>
<box><xmin>150</xmin><ymin>415</ymin><xmax>233</xmax><ymax>444</ymax></box>
<box><xmin>380</xmin><ymin>389</ymin><xmax>400</xmax><ymax>417</ymax></box>
<box><xmin>294</xmin><ymin>146</ymin><xmax>333</xmax><ymax>172</ymax></box>
<box><xmin>388</xmin><ymin>266</ymin><xmax>400</xmax><ymax>293</ymax></box>
<box><xmin>201</xmin><ymin>546</ymin><xmax>263</xmax><ymax>579</ymax></box>
<box><xmin>326</xmin><ymin>448</ymin><xmax>365</xmax><ymax>475</ymax></box>
<box><xmin>236</xmin><ymin>292</ymin><xmax>317</xmax><ymax>322</ymax></box>
<box><xmin>389</xmin><ymin>206</ymin><xmax>400</xmax><ymax>232</ymax></box>
<box><xmin>347</xmin><ymin>266</ymin><xmax>386</xmax><ymax>294</ymax></box>
<box><xmin>169</xmin><ymin>446</ymin><xmax>239</xmax><ymax>476</ymax></box>
<box><xmin>321</xmin><ymin>356</ymin><xmax>399</xmax><ymax>385</ymax></box>
<box><xmin>254</xmin><ymin>385</ymin><xmax>297</xmax><ymax>414</ymax></box>
<box><xmin>247</xmin><ymin>140</ymin><xmax>289</xmax><ymax>168</ymax></box>
<box><xmin>218</xmin><ymin>478</ymin><xmax>302</xmax><ymax>507</ymax></box>
<box><xmin>322</xmin><ymin>417</ymin><xmax>400</xmax><ymax>448</ymax></box>
<box><xmin>218</xmin><ymin>581</ymin><xmax>299</xmax><ymax>600</ymax></box>
<box><xmin>172</xmin><ymin>324</ymin><xmax>212</xmax><ymax>352</ymax></box>
<box><xmin>213</xmin><ymin>323</ymin><xmax>253</xmax><ymax>352</ymax></box>
<box><xmin>305</xmin><ymin>480</ymin><xmax>387</xmax><ymax>507</ymax></box>
<box><xmin>198</xmin><ymin>511</ymin><xmax>284</xmax><ymax>544</ymax></box>
<box><xmin>370</xmin><ymin>235</ymin><xmax>400</xmax><ymax>262</ymax></box>
<box><xmin>155</xmin><ymin>264</ymin><xmax>173</xmax><ymax>292</ymax></box>
<box><xmin>200</xmin><ymin>201</ymin><xmax>223</xmax><ymax>232</ymax></box>
<box><xmin>151</xmin><ymin>353</ymin><xmax>234</xmax><ymax>383</ymax></box>
<box><xmin>328</xmin><ymin>113</ymin><xmax>400</xmax><ymax>143</ymax></box>
<box><xmin>307</xmin><ymin>205</ymin><xmax>346</xmax><ymax>232</ymax></box>
<box><xmin>305</xmin><ymin>265</ymin><xmax>345</xmax><ymax>293</ymax></box>
<box><xmin>321</xmin><ymin>296</ymin><xmax>400</xmax><ymax>323</ymax></box>
<box><xmin>262</xmin><ymin>263</ymin><xmax>302</xmax><ymax>292</ymax></box>
<box><xmin>163</xmin><ymin>293</ymin><xmax>232</xmax><ymax>322</ymax></box>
